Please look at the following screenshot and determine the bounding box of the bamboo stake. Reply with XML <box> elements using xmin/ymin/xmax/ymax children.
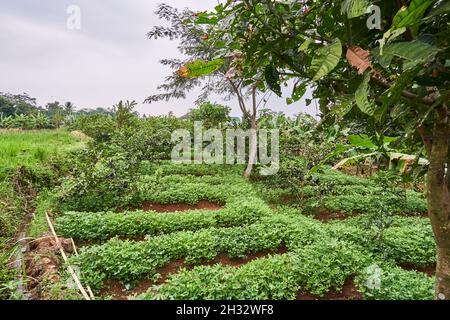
<box><xmin>70</xmin><ymin>237</ymin><xmax>95</xmax><ymax>300</ymax></box>
<box><xmin>45</xmin><ymin>213</ymin><xmax>91</xmax><ymax>300</ymax></box>
<box><xmin>70</xmin><ymin>238</ymin><xmax>79</xmax><ymax>256</ymax></box>
<box><xmin>86</xmin><ymin>286</ymin><xmax>95</xmax><ymax>300</ymax></box>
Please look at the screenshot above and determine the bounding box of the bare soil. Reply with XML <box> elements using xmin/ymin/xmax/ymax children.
<box><xmin>138</xmin><ymin>200</ymin><xmax>223</xmax><ymax>213</ymax></box>
<box><xmin>296</xmin><ymin>276</ymin><xmax>362</xmax><ymax>300</ymax></box>
<box><xmin>25</xmin><ymin>236</ymin><xmax>74</xmax><ymax>300</ymax></box>
<box><xmin>399</xmin><ymin>263</ymin><xmax>436</xmax><ymax>277</ymax></box>
<box><xmin>313</xmin><ymin>210</ymin><xmax>357</xmax><ymax>222</ymax></box>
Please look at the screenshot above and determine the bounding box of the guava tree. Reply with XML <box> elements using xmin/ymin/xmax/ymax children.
<box><xmin>198</xmin><ymin>0</ymin><xmax>450</xmax><ymax>298</ymax></box>
<box><xmin>146</xmin><ymin>3</ymin><xmax>277</xmax><ymax>178</ymax></box>
<box><xmin>188</xmin><ymin>102</ymin><xmax>231</xmax><ymax>129</ymax></box>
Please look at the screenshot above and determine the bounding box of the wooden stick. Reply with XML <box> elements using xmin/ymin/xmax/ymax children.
<box><xmin>45</xmin><ymin>213</ymin><xmax>91</xmax><ymax>300</ymax></box>
<box><xmin>70</xmin><ymin>238</ymin><xmax>79</xmax><ymax>256</ymax></box>
<box><xmin>86</xmin><ymin>286</ymin><xmax>95</xmax><ymax>300</ymax></box>
<box><xmin>70</xmin><ymin>237</ymin><xmax>95</xmax><ymax>300</ymax></box>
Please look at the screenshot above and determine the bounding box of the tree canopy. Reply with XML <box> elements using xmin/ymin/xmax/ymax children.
<box><xmin>182</xmin><ymin>0</ymin><xmax>450</xmax><ymax>299</ymax></box>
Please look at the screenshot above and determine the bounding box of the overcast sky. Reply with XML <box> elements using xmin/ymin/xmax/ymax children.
<box><xmin>0</xmin><ymin>0</ymin><xmax>317</xmax><ymax>117</ymax></box>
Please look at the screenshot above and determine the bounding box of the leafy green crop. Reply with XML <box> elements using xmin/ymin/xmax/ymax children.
<box><xmin>139</xmin><ymin>239</ymin><xmax>368</xmax><ymax>300</ymax></box>
<box><xmin>356</xmin><ymin>265</ymin><xmax>435</xmax><ymax>300</ymax></box>
<box><xmin>56</xmin><ymin>197</ymin><xmax>272</xmax><ymax>241</ymax></box>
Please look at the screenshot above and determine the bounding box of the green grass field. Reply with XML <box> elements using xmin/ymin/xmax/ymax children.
<box><xmin>0</xmin><ymin>129</ymin><xmax>88</xmax><ymax>299</ymax></box>
<box><xmin>0</xmin><ymin>130</ymin><xmax>86</xmax><ymax>179</ymax></box>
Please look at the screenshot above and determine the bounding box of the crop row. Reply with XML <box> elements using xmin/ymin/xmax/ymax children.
<box><xmin>257</xmin><ymin>166</ymin><xmax>427</xmax><ymax>215</ymax></box>
<box><xmin>59</xmin><ymin>169</ymin><xmax>257</xmax><ymax>212</ymax></box>
<box><xmin>140</xmin><ymin>162</ymin><xmax>246</xmax><ymax>177</ymax></box>
<box><xmin>135</xmin><ymin>174</ymin><xmax>257</xmax><ymax>205</ymax></box>
<box><xmin>69</xmin><ymin>215</ymin><xmax>308</xmax><ymax>290</ymax></box>
<box><xmin>137</xmin><ymin>240</ymin><xmax>433</xmax><ymax>300</ymax></box>
<box><xmin>70</xmin><ymin>214</ymin><xmax>435</xmax><ymax>291</ymax></box>
<box><xmin>303</xmin><ymin>188</ymin><xmax>426</xmax><ymax>215</ymax></box>
<box><xmin>56</xmin><ymin>197</ymin><xmax>272</xmax><ymax>241</ymax></box>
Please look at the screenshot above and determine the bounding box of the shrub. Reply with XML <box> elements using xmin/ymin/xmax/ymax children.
<box><xmin>383</xmin><ymin>226</ymin><xmax>436</xmax><ymax>266</ymax></box>
<box><xmin>69</xmin><ymin>114</ymin><xmax>116</xmax><ymax>142</ymax></box>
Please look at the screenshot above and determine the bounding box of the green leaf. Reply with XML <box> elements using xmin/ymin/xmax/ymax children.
<box><xmin>348</xmin><ymin>134</ymin><xmax>377</xmax><ymax>148</ymax></box>
<box><xmin>378</xmin><ymin>27</ymin><xmax>406</xmax><ymax>55</ymax></box>
<box><xmin>311</xmin><ymin>39</ymin><xmax>342</xmax><ymax>81</ymax></box>
<box><xmin>184</xmin><ymin>59</ymin><xmax>224</xmax><ymax>78</ymax></box>
<box><xmin>355</xmin><ymin>72</ymin><xmax>376</xmax><ymax>116</ymax></box>
<box><xmin>380</xmin><ymin>65</ymin><xmax>421</xmax><ymax>111</ymax></box>
<box><xmin>299</xmin><ymin>38</ymin><xmax>313</xmax><ymax>52</ymax></box>
<box><xmin>374</xmin><ymin>40</ymin><xmax>438</xmax><ymax>69</ymax></box>
<box><xmin>291</xmin><ymin>82</ymin><xmax>307</xmax><ymax>102</ymax></box>
<box><xmin>348</xmin><ymin>134</ymin><xmax>397</xmax><ymax>149</ymax></box>
<box><xmin>195</xmin><ymin>13</ymin><xmax>219</xmax><ymax>25</ymax></box>
<box><xmin>309</xmin><ymin>144</ymin><xmax>351</xmax><ymax>173</ymax></box>
<box><xmin>392</xmin><ymin>0</ymin><xmax>436</xmax><ymax>34</ymax></box>
<box><xmin>425</xmin><ymin>0</ymin><xmax>450</xmax><ymax>20</ymax></box>
<box><xmin>341</xmin><ymin>0</ymin><xmax>371</xmax><ymax>19</ymax></box>
<box><xmin>264</xmin><ymin>64</ymin><xmax>282</xmax><ymax>97</ymax></box>
<box><xmin>333</xmin><ymin>152</ymin><xmax>378</xmax><ymax>169</ymax></box>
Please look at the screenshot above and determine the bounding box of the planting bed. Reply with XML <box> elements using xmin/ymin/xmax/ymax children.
<box><xmin>52</xmin><ymin>164</ymin><xmax>436</xmax><ymax>300</ymax></box>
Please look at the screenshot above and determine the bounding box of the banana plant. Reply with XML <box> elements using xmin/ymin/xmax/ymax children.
<box><xmin>334</xmin><ymin>134</ymin><xmax>429</xmax><ymax>175</ymax></box>
<box><xmin>311</xmin><ymin>133</ymin><xmax>428</xmax><ymax>176</ymax></box>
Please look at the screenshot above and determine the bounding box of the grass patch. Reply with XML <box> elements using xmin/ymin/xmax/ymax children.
<box><xmin>0</xmin><ymin>130</ymin><xmax>86</xmax><ymax>180</ymax></box>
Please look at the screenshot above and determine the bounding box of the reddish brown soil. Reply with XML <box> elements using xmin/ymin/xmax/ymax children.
<box><xmin>313</xmin><ymin>210</ymin><xmax>357</xmax><ymax>222</ymax></box>
<box><xmin>102</xmin><ymin>247</ymin><xmax>288</xmax><ymax>300</ymax></box>
<box><xmin>273</xmin><ymin>195</ymin><xmax>301</xmax><ymax>205</ymax></box>
<box><xmin>25</xmin><ymin>236</ymin><xmax>75</xmax><ymax>300</ymax></box>
<box><xmin>296</xmin><ymin>276</ymin><xmax>362</xmax><ymax>300</ymax></box>
<box><xmin>139</xmin><ymin>200</ymin><xmax>223</xmax><ymax>213</ymax></box>
<box><xmin>400</xmin><ymin>211</ymin><xmax>429</xmax><ymax>219</ymax></box>
<box><xmin>399</xmin><ymin>264</ymin><xmax>436</xmax><ymax>277</ymax></box>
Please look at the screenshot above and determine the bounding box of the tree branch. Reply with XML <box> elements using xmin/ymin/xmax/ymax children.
<box><xmin>228</xmin><ymin>79</ymin><xmax>250</xmax><ymax>118</ymax></box>
<box><xmin>251</xmin><ymin>85</ymin><xmax>257</xmax><ymax>122</ymax></box>
<box><xmin>370</xmin><ymin>76</ymin><xmax>436</xmax><ymax>106</ymax></box>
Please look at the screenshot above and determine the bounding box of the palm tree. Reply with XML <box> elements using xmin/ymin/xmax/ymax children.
<box><xmin>64</xmin><ymin>101</ymin><xmax>75</xmax><ymax>114</ymax></box>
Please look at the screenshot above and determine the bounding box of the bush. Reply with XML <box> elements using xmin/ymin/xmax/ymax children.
<box><xmin>69</xmin><ymin>114</ymin><xmax>116</xmax><ymax>142</ymax></box>
<box><xmin>383</xmin><ymin>225</ymin><xmax>436</xmax><ymax>266</ymax></box>
<box><xmin>0</xmin><ymin>113</ymin><xmax>53</xmax><ymax>130</ymax></box>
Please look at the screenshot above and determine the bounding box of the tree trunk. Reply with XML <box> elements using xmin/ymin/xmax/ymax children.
<box><xmin>244</xmin><ymin>85</ymin><xmax>258</xmax><ymax>179</ymax></box>
<box><xmin>423</xmin><ymin>104</ymin><xmax>450</xmax><ymax>300</ymax></box>
<box><xmin>244</xmin><ymin>117</ymin><xmax>257</xmax><ymax>179</ymax></box>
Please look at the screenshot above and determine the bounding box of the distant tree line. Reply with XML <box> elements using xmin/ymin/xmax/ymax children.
<box><xmin>0</xmin><ymin>92</ymin><xmax>113</xmax><ymax>129</ymax></box>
